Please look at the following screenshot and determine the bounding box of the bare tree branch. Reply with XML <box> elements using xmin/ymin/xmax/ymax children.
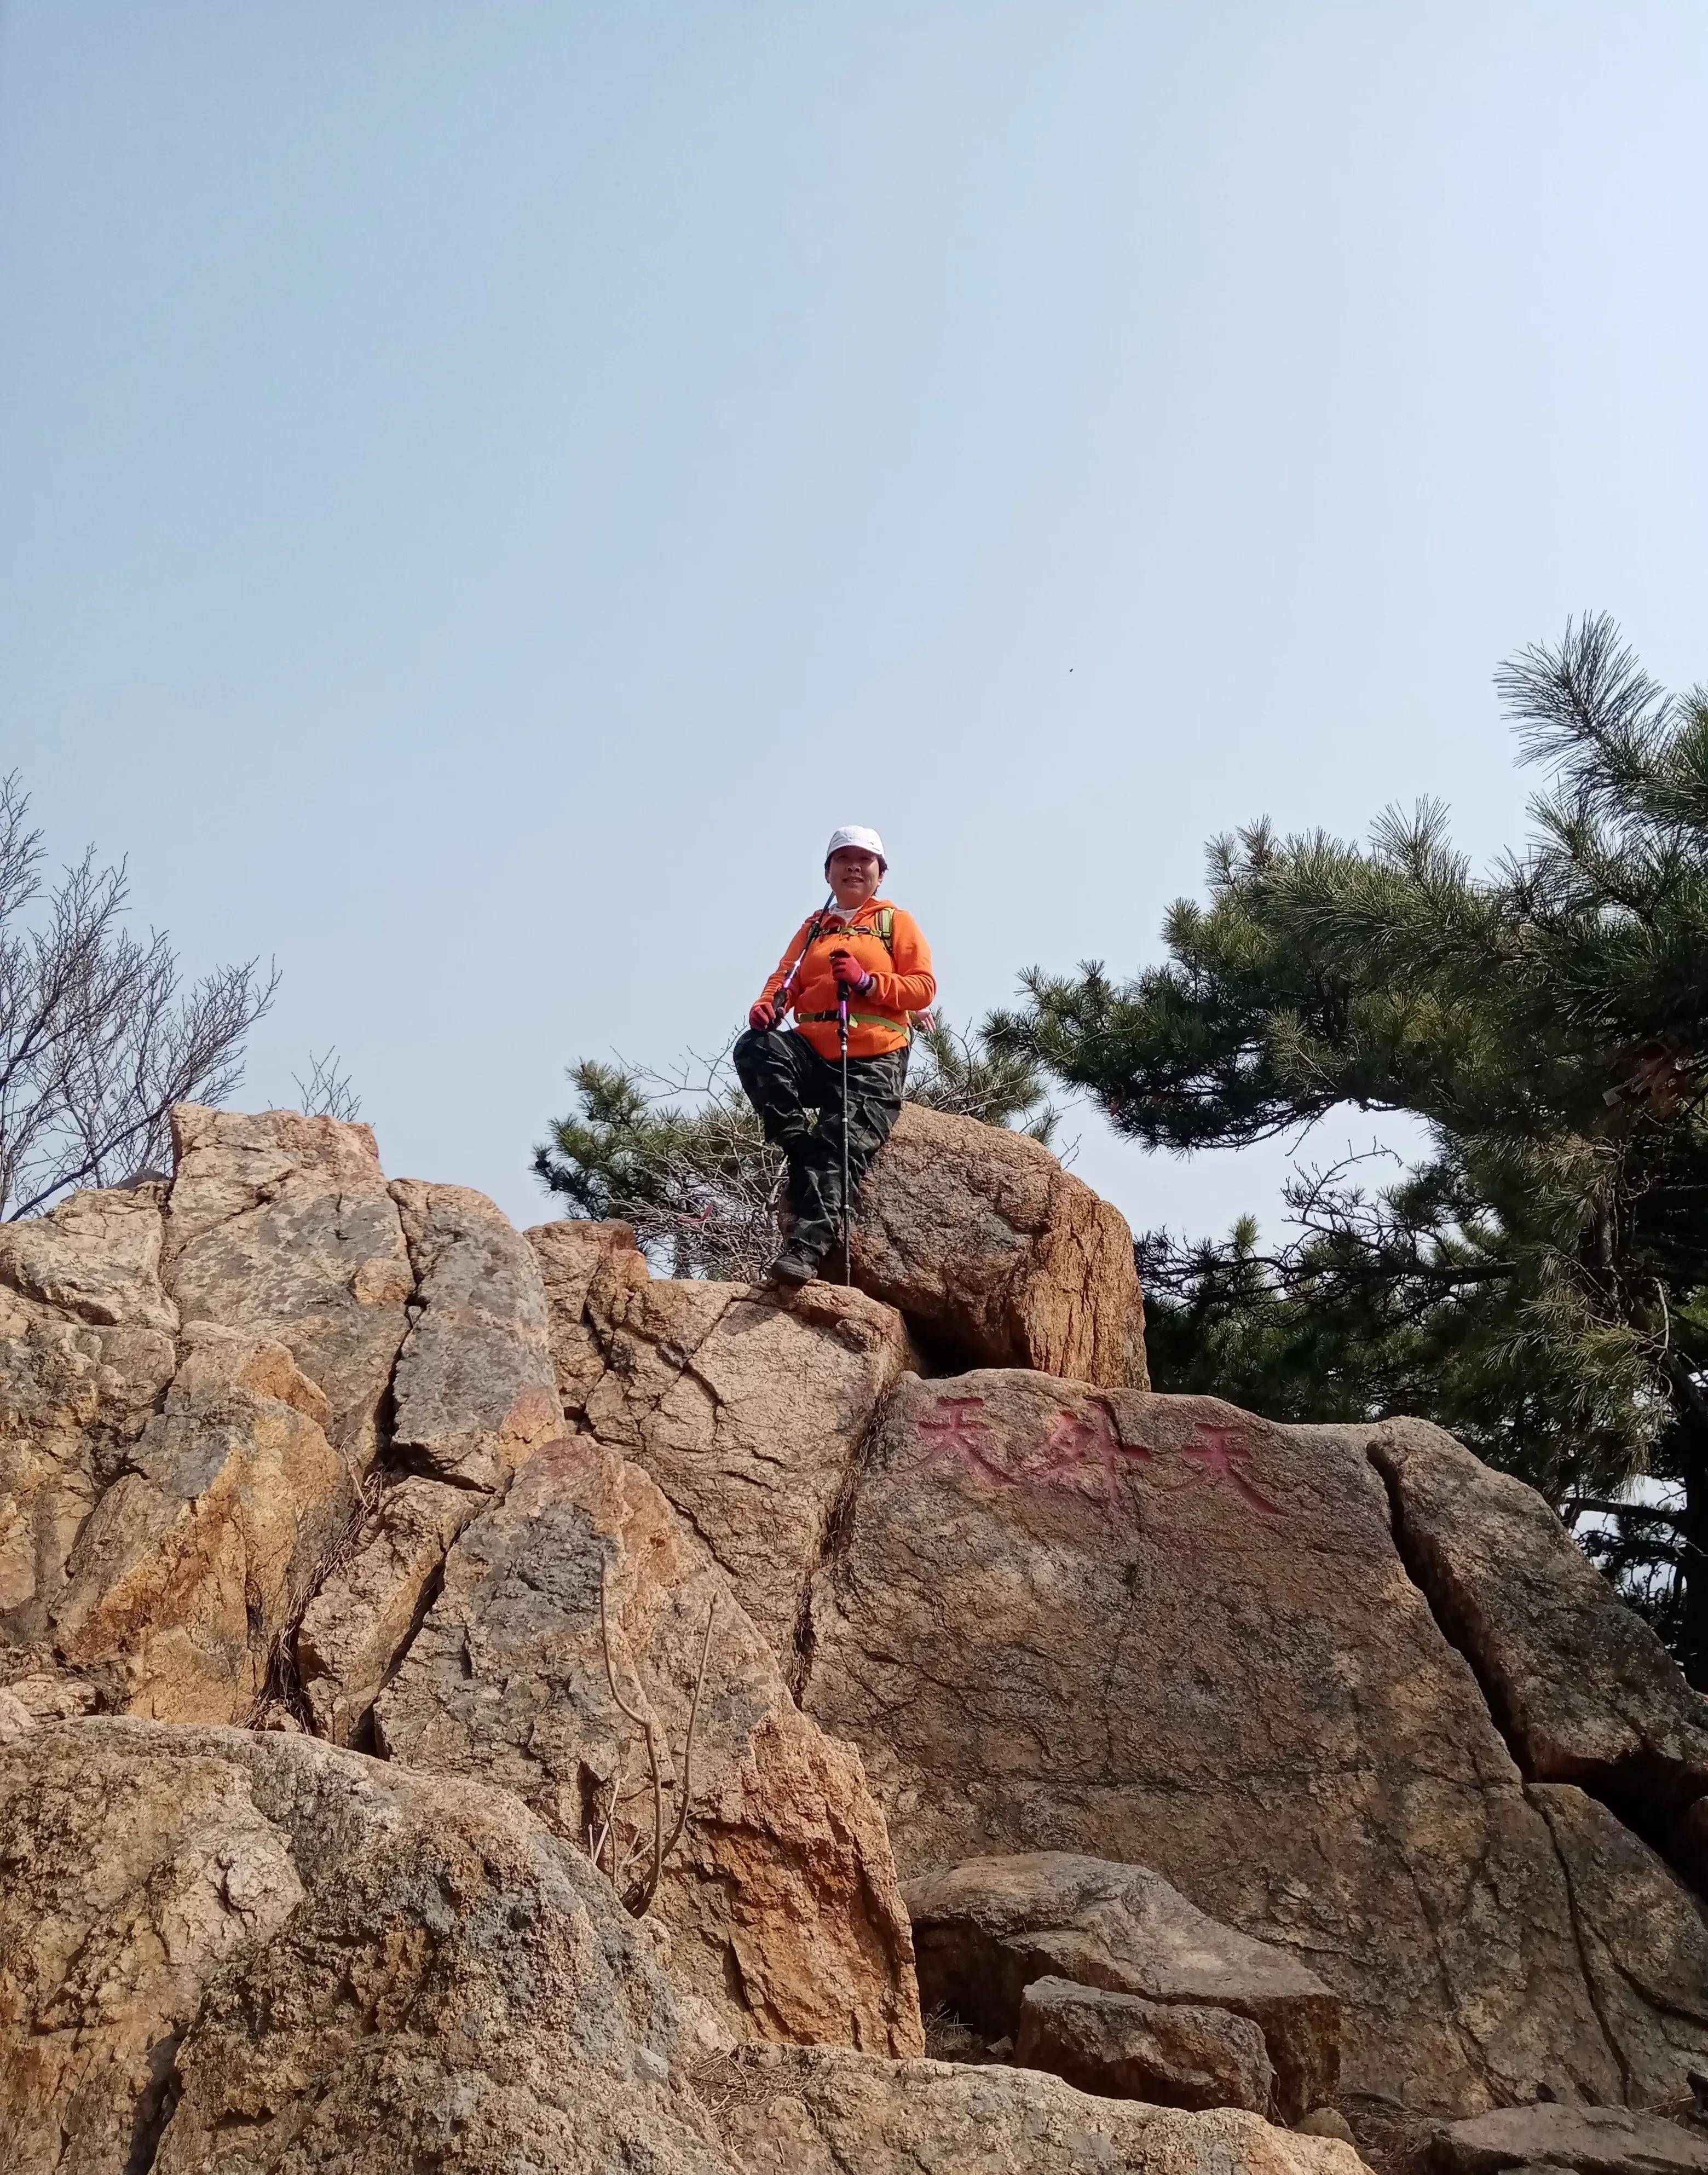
<box><xmin>0</xmin><ymin>774</ymin><xmax>276</xmax><ymax>1219</ymax></box>
<box><xmin>294</xmin><ymin>1047</ymin><xmax>362</xmax><ymax>1122</ymax></box>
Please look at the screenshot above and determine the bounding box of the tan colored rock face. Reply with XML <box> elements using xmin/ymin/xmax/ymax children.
<box><xmin>12</xmin><ymin>1101</ymin><xmax>1708</xmax><ymax>2157</ymax></box>
<box><xmin>582</xmin><ymin>1277</ymin><xmax>914</xmax><ymax>1656</ymax></box>
<box><xmin>0</xmin><ymin>1319</ymin><xmax>176</xmax><ymax>1659</ymax></box>
<box><xmin>5</xmin><ymin>1129</ymin><xmax>574</xmax><ymax>1738</ymax></box>
<box><xmin>903</xmin><ymin>1851</ymin><xmax>1338</xmax><ymax>2121</ymax></box>
<box><xmin>0</xmin><ymin>1720</ymin><xmax>305</xmax><ymax>2175</ymax></box>
<box><xmin>375</xmin><ymin>1436</ymin><xmax>924</xmax><ymax>2058</ymax></box>
<box><xmin>1</xmin><ymin>1186</ymin><xmax>182</xmax><ymax>1670</ymax></box>
<box><xmin>287</xmin><ymin>1185</ymin><xmax>566</xmax><ymax>1745</ymax></box>
<box><xmin>529</xmin><ymin>1220</ymin><xmax>916</xmax><ymax>1661</ymax></box>
<box><xmin>1013</xmin><ymin>1975</ymin><xmax>1277</xmax><ymax>2116</ymax></box>
<box><xmin>1428</xmin><ymin>2103</ymin><xmax>1708</xmax><ymax>2175</ymax></box>
<box><xmin>296</xmin><ymin>1475</ymin><xmax>481</xmax><ymax>1743</ymax></box>
<box><xmin>849</xmin><ymin>1103</ymin><xmax>1148</xmax><ymax>1386</ymax></box>
<box><xmin>388</xmin><ymin>1180</ymin><xmax>562</xmax><ymax>1491</ymax></box>
<box><xmin>48</xmin><ymin>1333</ymin><xmax>349</xmax><ymax>1722</ymax></box>
<box><xmin>0</xmin><ymin>1180</ymin><xmax>178</xmax><ymax>1332</ymax></box>
<box><xmin>0</xmin><ymin>1717</ymin><xmax>732</xmax><ymax>2175</ymax></box>
<box><xmin>1527</xmin><ymin>1784</ymin><xmax>1708</xmax><ymax>2105</ymax></box>
<box><xmin>705</xmin><ymin>2045</ymin><xmax>1367</xmax><ymax>2175</ymax></box>
<box><xmin>798</xmin><ymin>1372</ymin><xmax>1652</xmax><ymax>2118</ymax></box>
<box><xmin>163</xmin><ymin>1105</ymin><xmax>414</xmax><ymax>1462</ymax></box>
<box><xmin>528</xmin><ymin>1217</ymin><xmax>651</xmax><ymax>1414</ymax></box>
<box><xmin>1371</xmin><ymin>1420</ymin><xmax>1708</xmax><ymax>1812</ymax></box>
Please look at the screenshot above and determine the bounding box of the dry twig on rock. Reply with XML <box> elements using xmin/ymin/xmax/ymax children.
<box><xmin>596</xmin><ymin>1553</ymin><xmax>718</xmax><ymax>1917</ymax></box>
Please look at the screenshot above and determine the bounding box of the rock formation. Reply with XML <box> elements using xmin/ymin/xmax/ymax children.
<box><xmin>849</xmin><ymin>1101</ymin><xmax>1149</xmax><ymax>1385</ymax></box>
<box><xmin>48</xmin><ymin>1326</ymin><xmax>347</xmax><ymax>1721</ymax></box>
<box><xmin>1428</xmin><ymin>2103</ymin><xmax>1708</xmax><ymax>2175</ymax></box>
<box><xmin>703</xmin><ymin>2045</ymin><xmax>1361</xmax><ymax>2175</ymax></box>
<box><xmin>0</xmin><ymin>1717</ymin><xmax>733</xmax><ymax>2175</ymax></box>
<box><xmin>0</xmin><ymin>1107</ymin><xmax>922</xmax><ymax>2089</ymax></box>
<box><xmin>529</xmin><ymin>1218</ymin><xmax>917</xmax><ymax>1663</ymax></box>
<box><xmin>795</xmin><ymin>1372</ymin><xmax>1708</xmax><ymax>2119</ymax></box>
<box><xmin>903</xmin><ymin>1851</ymin><xmax>1339</xmax><ymax>2120</ymax></box>
<box><xmin>5</xmin><ymin>1096</ymin><xmax>1708</xmax><ymax>2168</ymax></box>
<box><xmin>1013</xmin><ymin>1975</ymin><xmax>1278</xmax><ymax>2115</ymax></box>
<box><xmin>374</xmin><ymin>1434</ymin><xmax>923</xmax><ymax>2056</ymax></box>
<box><xmin>1</xmin><ymin>1181</ymin><xmax>181</xmax><ymax>1670</ymax></box>
<box><xmin>1370</xmin><ymin>1420</ymin><xmax>1708</xmax><ymax>1829</ymax></box>
<box><xmin>0</xmin><ymin>1709</ymin><xmax>1369</xmax><ymax>2175</ymax></box>
<box><xmin>162</xmin><ymin>1105</ymin><xmax>414</xmax><ymax>1461</ymax></box>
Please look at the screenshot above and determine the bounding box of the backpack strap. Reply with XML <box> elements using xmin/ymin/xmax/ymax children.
<box><xmin>803</xmin><ymin>905</ymin><xmax>896</xmax><ymax>953</ymax></box>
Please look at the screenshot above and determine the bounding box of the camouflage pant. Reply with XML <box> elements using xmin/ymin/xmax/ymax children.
<box><xmin>732</xmin><ymin>1028</ymin><xmax>909</xmax><ymax>1272</ymax></box>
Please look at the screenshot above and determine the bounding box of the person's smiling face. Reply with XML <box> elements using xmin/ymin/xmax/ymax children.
<box><xmin>827</xmin><ymin>847</ymin><xmax>882</xmax><ymax>909</ymax></box>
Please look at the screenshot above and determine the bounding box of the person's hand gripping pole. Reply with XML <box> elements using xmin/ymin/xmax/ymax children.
<box><xmin>748</xmin><ymin>892</ymin><xmax>835</xmax><ymax>1032</ymax></box>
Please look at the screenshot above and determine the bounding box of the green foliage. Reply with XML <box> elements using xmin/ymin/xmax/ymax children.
<box><xmin>990</xmin><ymin>616</ymin><xmax>1708</xmax><ymax>1675</ymax></box>
<box><xmin>533</xmin><ymin>1019</ymin><xmax>1060</xmax><ymax>1283</ymax></box>
<box><xmin>908</xmin><ymin>1017</ymin><xmax>1062</xmax><ymax>1144</ymax></box>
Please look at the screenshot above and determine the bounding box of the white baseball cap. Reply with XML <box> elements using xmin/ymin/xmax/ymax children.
<box><xmin>825</xmin><ymin>826</ymin><xmax>886</xmax><ymax>863</ymax></box>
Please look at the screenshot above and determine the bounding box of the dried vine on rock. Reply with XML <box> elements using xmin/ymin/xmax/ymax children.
<box><xmin>595</xmin><ymin>1554</ymin><xmax>717</xmax><ymax>1916</ymax></box>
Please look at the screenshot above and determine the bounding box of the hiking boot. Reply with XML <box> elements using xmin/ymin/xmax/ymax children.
<box><xmin>764</xmin><ymin>1245</ymin><xmax>819</xmax><ymax>1288</ymax></box>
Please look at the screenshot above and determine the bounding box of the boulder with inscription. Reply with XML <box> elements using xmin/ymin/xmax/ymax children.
<box><xmin>798</xmin><ymin>1372</ymin><xmax>1684</xmax><ymax>2118</ymax></box>
<box><xmin>12</xmin><ymin>1095</ymin><xmax>1708</xmax><ymax>2151</ymax></box>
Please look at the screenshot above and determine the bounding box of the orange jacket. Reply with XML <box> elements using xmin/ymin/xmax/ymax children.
<box><xmin>759</xmin><ymin>898</ymin><xmax>936</xmax><ymax>1059</ymax></box>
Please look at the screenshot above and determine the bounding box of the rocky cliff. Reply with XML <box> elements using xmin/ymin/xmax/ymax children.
<box><xmin>3</xmin><ymin>1102</ymin><xmax>1705</xmax><ymax>2173</ymax></box>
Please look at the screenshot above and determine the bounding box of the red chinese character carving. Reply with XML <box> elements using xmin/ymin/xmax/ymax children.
<box><xmin>1019</xmin><ymin>1403</ymin><xmax>1148</xmax><ymax>1526</ymax></box>
<box><xmin>918</xmin><ymin>1395</ymin><xmax>1145</xmax><ymax>1527</ymax></box>
<box><xmin>1177</xmin><ymin>1423</ymin><xmax>1284</xmax><ymax>1518</ymax></box>
<box><xmin>918</xmin><ymin>1398</ymin><xmax>1008</xmax><ymax>1484</ymax></box>
<box><xmin>1039</xmin><ymin>1407</ymin><xmax>1113</xmax><ymax>1472</ymax></box>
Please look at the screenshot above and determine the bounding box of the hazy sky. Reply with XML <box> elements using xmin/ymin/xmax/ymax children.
<box><xmin>3</xmin><ymin>2</ymin><xmax>1704</xmax><ymax>1237</ymax></box>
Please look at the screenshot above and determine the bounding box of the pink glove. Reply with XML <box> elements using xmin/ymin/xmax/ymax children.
<box><xmin>748</xmin><ymin>999</ymin><xmax>780</xmax><ymax>1030</ymax></box>
<box><xmin>829</xmin><ymin>949</ymin><xmax>873</xmax><ymax>994</ymax></box>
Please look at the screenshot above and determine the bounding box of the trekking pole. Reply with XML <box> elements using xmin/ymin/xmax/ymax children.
<box><xmin>769</xmin><ymin>891</ymin><xmax>835</xmax><ymax>1027</ymax></box>
<box><xmin>838</xmin><ymin>983</ymin><xmax>852</xmax><ymax>1285</ymax></box>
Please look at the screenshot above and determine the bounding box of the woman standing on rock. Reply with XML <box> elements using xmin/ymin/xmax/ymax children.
<box><xmin>734</xmin><ymin>826</ymin><xmax>936</xmax><ymax>1288</ymax></box>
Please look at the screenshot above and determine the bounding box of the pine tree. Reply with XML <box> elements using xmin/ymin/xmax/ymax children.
<box><xmin>989</xmin><ymin>618</ymin><xmax>1708</xmax><ymax>1676</ymax></box>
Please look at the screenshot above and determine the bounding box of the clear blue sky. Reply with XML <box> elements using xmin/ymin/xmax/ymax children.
<box><xmin>3</xmin><ymin>2</ymin><xmax>1704</xmax><ymax>1238</ymax></box>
